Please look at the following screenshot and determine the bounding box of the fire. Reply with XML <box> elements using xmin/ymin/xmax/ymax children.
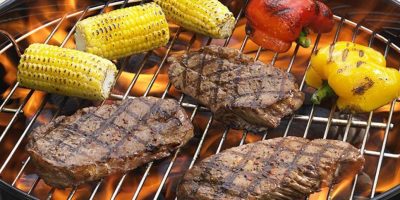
<box><xmin>0</xmin><ymin>54</ymin><xmax>17</xmax><ymax>86</ymax></box>
<box><xmin>376</xmin><ymin>159</ymin><xmax>400</xmax><ymax>192</ymax></box>
<box><xmin>330</xmin><ymin>176</ymin><xmax>355</xmax><ymax>199</ymax></box>
<box><xmin>309</xmin><ymin>188</ymin><xmax>329</xmax><ymax>200</ymax></box>
<box><xmin>115</xmin><ymin>69</ymin><xmax>169</xmax><ymax>96</ymax></box>
<box><xmin>23</xmin><ymin>91</ymin><xmax>46</xmax><ymax>118</ymax></box>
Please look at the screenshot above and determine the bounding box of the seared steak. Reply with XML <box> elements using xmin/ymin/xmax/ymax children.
<box><xmin>168</xmin><ymin>45</ymin><xmax>304</xmax><ymax>132</ymax></box>
<box><xmin>177</xmin><ymin>136</ymin><xmax>364</xmax><ymax>200</ymax></box>
<box><xmin>26</xmin><ymin>97</ymin><xmax>194</xmax><ymax>188</ymax></box>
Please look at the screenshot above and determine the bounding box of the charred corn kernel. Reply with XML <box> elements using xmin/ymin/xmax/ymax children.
<box><xmin>17</xmin><ymin>43</ymin><xmax>117</xmax><ymax>101</ymax></box>
<box><xmin>154</xmin><ymin>0</ymin><xmax>235</xmax><ymax>39</ymax></box>
<box><xmin>305</xmin><ymin>41</ymin><xmax>400</xmax><ymax>113</ymax></box>
<box><xmin>75</xmin><ymin>2</ymin><xmax>170</xmax><ymax>60</ymax></box>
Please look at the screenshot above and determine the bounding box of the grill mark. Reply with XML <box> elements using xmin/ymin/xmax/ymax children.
<box><xmin>47</xmin><ymin>101</ymin><xmax>132</xmax><ymax>164</ymax></box>
<box><xmin>246</xmin><ymin>138</ymin><xmax>288</xmax><ymax>195</ymax></box>
<box><xmin>359</xmin><ymin>50</ymin><xmax>364</xmax><ymax>57</ymax></box>
<box><xmin>356</xmin><ymin>61</ymin><xmax>365</xmax><ymax>67</ymax></box>
<box><xmin>34</xmin><ymin>108</ymin><xmax>96</xmax><ymax>142</ymax></box>
<box><xmin>211</xmin><ymin>47</ymin><xmax>225</xmax><ymax>104</ymax></box>
<box><xmin>342</xmin><ymin>49</ymin><xmax>349</xmax><ymax>61</ymax></box>
<box><xmin>278</xmin><ymin>74</ymin><xmax>289</xmax><ymax>104</ymax></box>
<box><xmin>352</xmin><ymin>77</ymin><xmax>374</xmax><ymax>95</ymax></box>
<box><xmin>41</xmin><ymin>110</ymin><xmax>106</xmax><ymax>164</ymax></box>
<box><xmin>189</xmin><ymin>139</ymin><xmax>352</xmax><ymax>199</ymax></box>
<box><xmin>312</xmin><ymin>141</ymin><xmax>334</xmax><ymax>178</ymax></box>
<box><xmin>219</xmin><ymin>144</ymin><xmax>260</xmax><ymax>196</ymax></box>
<box><xmin>43</xmin><ymin>98</ymin><xmax>176</xmax><ymax>165</ymax></box>
<box><xmin>278</xmin><ymin>140</ymin><xmax>313</xmax><ymax>184</ymax></box>
<box><xmin>70</xmin><ymin>101</ymin><xmax>133</xmax><ymax>159</ymax></box>
<box><xmin>180</xmin><ymin>60</ymin><xmax>188</xmax><ymax>89</ymax></box>
<box><xmin>195</xmin><ymin>51</ymin><xmax>207</xmax><ymax>97</ymax></box>
<box><xmin>104</xmin><ymin>98</ymin><xmax>164</xmax><ymax>159</ymax></box>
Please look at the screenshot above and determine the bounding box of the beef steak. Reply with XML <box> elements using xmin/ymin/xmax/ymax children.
<box><xmin>26</xmin><ymin>97</ymin><xmax>194</xmax><ymax>188</ymax></box>
<box><xmin>168</xmin><ymin>45</ymin><xmax>304</xmax><ymax>132</ymax></box>
<box><xmin>177</xmin><ymin>136</ymin><xmax>364</xmax><ymax>200</ymax></box>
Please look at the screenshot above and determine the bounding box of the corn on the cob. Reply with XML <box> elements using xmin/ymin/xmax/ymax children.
<box><xmin>75</xmin><ymin>2</ymin><xmax>170</xmax><ymax>60</ymax></box>
<box><xmin>154</xmin><ymin>0</ymin><xmax>235</xmax><ymax>39</ymax></box>
<box><xmin>17</xmin><ymin>43</ymin><xmax>117</xmax><ymax>101</ymax></box>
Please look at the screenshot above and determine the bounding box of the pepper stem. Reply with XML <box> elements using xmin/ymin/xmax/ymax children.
<box><xmin>297</xmin><ymin>29</ymin><xmax>311</xmax><ymax>48</ymax></box>
<box><xmin>311</xmin><ymin>82</ymin><xmax>336</xmax><ymax>105</ymax></box>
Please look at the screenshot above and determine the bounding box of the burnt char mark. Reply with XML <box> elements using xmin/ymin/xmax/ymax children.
<box><xmin>195</xmin><ymin>51</ymin><xmax>207</xmax><ymax>98</ymax></box>
<box><xmin>271</xmin><ymin>139</ymin><xmax>310</xmax><ymax>191</ymax></box>
<box><xmin>233</xmin><ymin>63</ymin><xmax>244</xmax><ymax>100</ymax></box>
<box><xmin>352</xmin><ymin>77</ymin><xmax>374</xmax><ymax>95</ymax></box>
<box><xmin>356</xmin><ymin>61</ymin><xmax>365</xmax><ymax>68</ymax></box>
<box><xmin>359</xmin><ymin>50</ymin><xmax>364</xmax><ymax>57</ymax></box>
<box><xmin>247</xmin><ymin>138</ymin><xmax>287</xmax><ymax>196</ymax></box>
<box><xmin>220</xmin><ymin>144</ymin><xmax>260</xmax><ymax>198</ymax></box>
<box><xmin>211</xmin><ymin>47</ymin><xmax>225</xmax><ymax>104</ymax></box>
<box><xmin>278</xmin><ymin>73</ymin><xmax>289</xmax><ymax>103</ymax></box>
<box><xmin>104</xmin><ymin>98</ymin><xmax>164</xmax><ymax>159</ymax></box>
<box><xmin>183</xmin><ymin>138</ymin><xmax>360</xmax><ymax>199</ymax></box>
<box><xmin>44</xmin><ymin>110</ymin><xmax>102</xmax><ymax>164</ymax></box>
<box><xmin>342</xmin><ymin>49</ymin><xmax>349</xmax><ymax>62</ymax></box>
<box><xmin>180</xmin><ymin>60</ymin><xmax>188</xmax><ymax>89</ymax></box>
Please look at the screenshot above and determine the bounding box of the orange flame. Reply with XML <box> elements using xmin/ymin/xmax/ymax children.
<box><xmin>115</xmin><ymin>70</ymin><xmax>169</xmax><ymax>97</ymax></box>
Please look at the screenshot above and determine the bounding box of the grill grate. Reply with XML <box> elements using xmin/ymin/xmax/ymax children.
<box><xmin>0</xmin><ymin>0</ymin><xmax>399</xmax><ymax>199</ymax></box>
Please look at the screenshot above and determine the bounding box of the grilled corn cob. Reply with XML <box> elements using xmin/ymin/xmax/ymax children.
<box><xmin>17</xmin><ymin>43</ymin><xmax>117</xmax><ymax>101</ymax></box>
<box><xmin>154</xmin><ymin>0</ymin><xmax>235</xmax><ymax>38</ymax></box>
<box><xmin>75</xmin><ymin>2</ymin><xmax>170</xmax><ymax>60</ymax></box>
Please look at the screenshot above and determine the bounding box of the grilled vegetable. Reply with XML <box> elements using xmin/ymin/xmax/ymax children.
<box><xmin>17</xmin><ymin>43</ymin><xmax>117</xmax><ymax>101</ymax></box>
<box><xmin>154</xmin><ymin>0</ymin><xmax>235</xmax><ymax>39</ymax></box>
<box><xmin>305</xmin><ymin>41</ymin><xmax>400</xmax><ymax>113</ymax></box>
<box><xmin>75</xmin><ymin>2</ymin><xmax>169</xmax><ymax>60</ymax></box>
<box><xmin>246</xmin><ymin>0</ymin><xmax>335</xmax><ymax>53</ymax></box>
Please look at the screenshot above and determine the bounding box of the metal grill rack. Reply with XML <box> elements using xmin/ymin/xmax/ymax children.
<box><xmin>0</xmin><ymin>0</ymin><xmax>399</xmax><ymax>199</ymax></box>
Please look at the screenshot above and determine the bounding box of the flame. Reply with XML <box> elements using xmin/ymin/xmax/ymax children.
<box><xmin>22</xmin><ymin>91</ymin><xmax>46</xmax><ymax>118</ymax></box>
<box><xmin>0</xmin><ymin>54</ymin><xmax>17</xmax><ymax>86</ymax></box>
<box><xmin>67</xmin><ymin>0</ymin><xmax>77</xmax><ymax>11</ymax></box>
<box><xmin>115</xmin><ymin>70</ymin><xmax>169</xmax><ymax>96</ymax></box>
<box><xmin>309</xmin><ymin>188</ymin><xmax>329</xmax><ymax>200</ymax></box>
<box><xmin>330</xmin><ymin>176</ymin><xmax>354</xmax><ymax>199</ymax></box>
<box><xmin>376</xmin><ymin>160</ymin><xmax>400</xmax><ymax>192</ymax></box>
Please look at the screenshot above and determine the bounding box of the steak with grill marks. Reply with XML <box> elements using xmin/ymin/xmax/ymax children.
<box><xmin>26</xmin><ymin>97</ymin><xmax>194</xmax><ymax>188</ymax></box>
<box><xmin>177</xmin><ymin>136</ymin><xmax>365</xmax><ymax>200</ymax></box>
<box><xmin>168</xmin><ymin>45</ymin><xmax>304</xmax><ymax>132</ymax></box>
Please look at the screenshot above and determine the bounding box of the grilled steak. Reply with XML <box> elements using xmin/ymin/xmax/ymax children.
<box><xmin>168</xmin><ymin>45</ymin><xmax>304</xmax><ymax>132</ymax></box>
<box><xmin>26</xmin><ymin>97</ymin><xmax>194</xmax><ymax>188</ymax></box>
<box><xmin>177</xmin><ymin>136</ymin><xmax>365</xmax><ymax>200</ymax></box>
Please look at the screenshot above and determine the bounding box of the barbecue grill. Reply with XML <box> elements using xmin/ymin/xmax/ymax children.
<box><xmin>0</xmin><ymin>0</ymin><xmax>400</xmax><ymax>199</ymax></box>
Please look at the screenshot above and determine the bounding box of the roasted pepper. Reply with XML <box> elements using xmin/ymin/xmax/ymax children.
<box><xmin>305</xmin><ymin>41</ymin><xmax>400</xmax><ymax>113</ymax></box>
<box><xmin>245</xmin><ymin>0</ymin><xmax>335</xmax><ymax>53</ymax></box>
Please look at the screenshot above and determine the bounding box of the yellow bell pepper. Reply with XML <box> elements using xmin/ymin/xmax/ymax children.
<box><xmin>305</xmin><ymin>41</ymin><xmax>400</xmax><ymax>113</ymax></box>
